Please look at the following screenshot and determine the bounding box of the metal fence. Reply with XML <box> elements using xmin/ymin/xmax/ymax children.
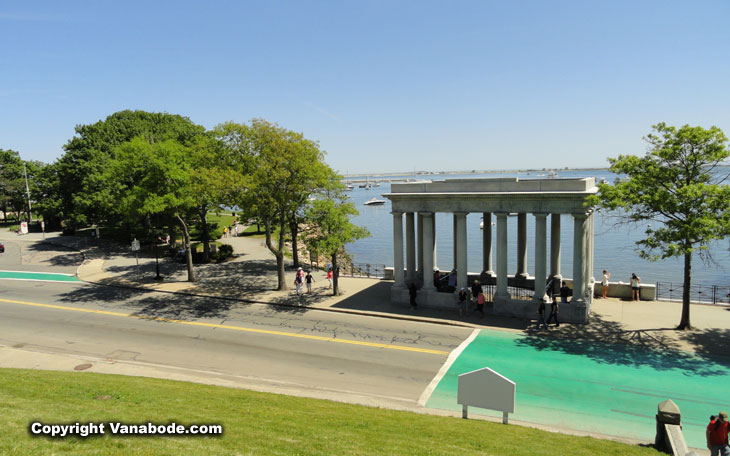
<box><xmin>655</xmin><ymin>282</ymin><xmax>730</xmax><ymax>306</ymax></box>
<box><xmin>339</xmin><ymin>263</ymin><xmax>386</xmax><ymax>279</ymax></box>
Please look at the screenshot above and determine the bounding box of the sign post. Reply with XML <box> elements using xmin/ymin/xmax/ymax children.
<box><xmin>131</xmin><ymin>238</ymin><xmax>141</xmax><ymax>267</ymax></box>
<box><xmin>458</xmin><ymin>367</ymin><xmax>516</xmax><ymax>424</ymax></box>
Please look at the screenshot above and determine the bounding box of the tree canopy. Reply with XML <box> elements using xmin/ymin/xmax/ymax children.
<box><xmin>57</xmin><ymin>110</ymin><xmax>205</xmax><ymax>227</ymax></box>
<box><xmin>216</xmin><ymin>119</ymin><xmax>340</xmax><ymax>290</ymax></box>
<box><xmin>590</xmin><ymin>123</ymin><xmax>730</xmax><ymax>329</ymax></box>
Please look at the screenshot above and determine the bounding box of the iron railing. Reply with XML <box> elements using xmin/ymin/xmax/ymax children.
<box><xmin>339</xmin><ymin>263</ymin><xmax>386</xmax><ymax>279</ymax></box>
<box><xmin>655</xmin><ymin>282</ymin><xmax>730</xmax><ymax>306</ymax></box>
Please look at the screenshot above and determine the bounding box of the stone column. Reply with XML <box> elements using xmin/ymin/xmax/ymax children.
<box><xmin>405</xmin><ymin>212</ymin><xmax>416</xmax><ymax>284</ymax></box>
<box><xmin>572</xmin><ymin>212</ymin><xmax>588</xmax><ymax>303</ymax></box>
<box><xmin>392</xmin><ymin>211</ymin><xmax>405</xmax><ymax>288</ymax></box>
<box><xmin>453</xmin><ymin>214</ymin><xmax>458</xmax><ymax>269</ymax></box>
<box><xmin>494</xmin><ymin>212</ymin><xmax>509</xmax><ymax>303</ymax></box>
<box><xmin>455</xmin><ymin>212</ymin><xmax>468</xmax><ymax>290</ymax></box>
<box><xmin>533</xmin><ymin>213</ymin><xmax>548</xmax><ymax>301</ymax></box>
<box><xmin>516</xmin><ymin>213</ymin><xmax>528</xmax><ymax>279</ymax></box>
<box><xmin>417</xmin><ymin>213</ymin><xmax>424</xmax><ymax>284</ymax></box>
<box><xmin>482</xmin><ymin>212</ymin><xmax>494</xmax><ymax>276</ymax></box>
<box><xmin>422</xmin><ymin>212</ymin><xmax>436</xmax><ymax>291</ymax></box>
<box><xmin>550</xmin><ymin>213</ymin><xmax>562</xmax><ymax>282</ymax></box>
<box><xmin>584</xmin><ymin>210</ymin><xmax>595</xmax><ymax>301</ymax></box>
<box><xmin>432</xmin><ymin>215</ymin><xmax>437</xmax><ymax>270</ymax></box>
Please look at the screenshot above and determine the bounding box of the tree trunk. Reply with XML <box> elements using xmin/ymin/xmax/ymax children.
<box><xmin>332</xmin><ymin>253</ymin><xmax>340</xmax><ymax>296</ymax></box>
<box><xmin>263</xmin><ymin>217</ymin><xmax>287</xmax><ymax>291</ymax></box>
<box><xmin>176</xmin><ymin>214</ymin><xmax>195</xmax><ymax>282</ymax></box>
<box><xmin>200</xmin><ymin>207</ymin><xmax>210</xmax><ymax>262</ymax></box>
<box><xmin>290</xmin><ymin>219</ymin><xmax>300</xmax><ymax>268</ymax></box>
<box><xmin>277</xmin><ymin>216</ymin><xmax>287</xmax><ymax>290</ymax></box>
<box><xmin>677</xmin><ymin>251</ymin><xmax>693</xmax><ymax>330</ymax></box>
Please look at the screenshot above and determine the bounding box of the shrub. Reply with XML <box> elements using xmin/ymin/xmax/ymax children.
<box><xmin>216</xmin><ymin>244</ymin><xmax>233</xmax><ymax>261</ymax></box>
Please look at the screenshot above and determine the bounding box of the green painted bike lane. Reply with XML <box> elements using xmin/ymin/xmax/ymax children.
<box><xmin>426</xmin><ymin>330</ymin><xmax>730</xmax><ymax>449</ymax></box>
<box><xmin>0</xmin><ymin>270</ymin><xmax>80</xmax><ymax>282</ymax></box>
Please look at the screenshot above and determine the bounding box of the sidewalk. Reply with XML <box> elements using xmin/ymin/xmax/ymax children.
<box><xmin>4</xmin><ymin>230</ymin><xmax>730</xmax><ymax>359</ymax></box>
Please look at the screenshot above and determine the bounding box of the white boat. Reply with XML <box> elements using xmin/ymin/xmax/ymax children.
<box><xmin>363</xmin><ymin>197</ymin><xmax>386</xmax><ymax>206</ymax></box>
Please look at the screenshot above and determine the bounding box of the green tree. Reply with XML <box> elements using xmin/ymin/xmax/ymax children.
<box><xmin>110</xmin><ymin>136</ymin><xmax>203</xmax><ymax>281</ymax></box>
<box><xmin>58</xmin><ymin>110</ymin><xmax>204</xmax><ymax>228</ymax></box>
<box><xmin>0</xmin><ymin>149</ymin><xmax>26</xmax><ymax>222</ymax></box>
<box><xmin>30</xmin><ymin>161</ymin><xmax>63</xmax><ymax>229</ymax></box>
<box><xmin>216</xmin><ymin>119</ymin><xmax>337</xmax><ymax>290</ymax></box>
<box><xmin>303</xmin><ymin>197</ymin><xmax>369</xmax><ymax>296</ymax></box>
<box><xmin>590</xmin><ymin>123</ymin><xmax>730</xmax><ymax>330</ymax></box>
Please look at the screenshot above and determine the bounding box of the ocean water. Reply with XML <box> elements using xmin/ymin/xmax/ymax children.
<box><xmin>344</xmin><ymin>170</ymin><xmax>730</xmax><ymax>287</ymax></box>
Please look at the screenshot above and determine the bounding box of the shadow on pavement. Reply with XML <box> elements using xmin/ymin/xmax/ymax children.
<box><xmin>515</xmin><ymin>314</ymin><xmax>729</xmax><ymax>376</ymax></box>
<box><xmin>679</xmin><ymin>327</ymin><xmax>730</xmax><ymax>360</ymax></box>
<box><xmin>330</xmin><ymin>282</ymin><xmax>528</xmax><ymax>329</ymax></box>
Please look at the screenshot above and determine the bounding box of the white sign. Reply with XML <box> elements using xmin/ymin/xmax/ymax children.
<box><xmin>458</xmin><ymin>367</ymin><xmax>516</xmax><ymax>424</ymax></box>
<box><xmin>131</xmin><ymin>239</ymin><xmax>141</xmax><ymax>251</ymax></box>
<box><xmin>20</xmin><ymin>221</ymin><xmax>28</xmax><ymax>234</ymax></box>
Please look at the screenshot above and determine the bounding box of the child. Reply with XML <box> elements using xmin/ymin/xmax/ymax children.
<box><xmin>327</xmin><ymin>268</ymin><xmax>333</xmax><ymax>289</ymax></box>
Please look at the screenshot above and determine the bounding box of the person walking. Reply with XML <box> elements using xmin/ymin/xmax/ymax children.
<box><xmin>547</xmin><ymin>298</ymin><xmax>560</xmax><ymax>327</ymax></box>
<box><xmin>294</xmin><ymin>267</ymin><xmax>304</xmax><ymax>296</ymax></box>
<box><xmin>601</xmin><ymin>269</ymin><xmax>611</xmax><ymax>298</ymax></box>
<box><xmin>327</xmin><ymin>268</ymin><xmax>333</xmax><ymax>289</ymax></box>
<box><xmin>408</xmin><ymin>282</ymin><xmax>418</xmax><ymax>309</ymax></box>
<box><xmin>706</xmin><ymin>411</ymin><xmax>729</xmax><ymax>456</ymax></box>
<box><xmin>457</xmin><ymin>288</ymin><xmax>468</xmax><ymax>316</ymax></box>
<box><xmin>305</xmin><ymin>271</ymin><xmax>315</xmax><ymax>294</ymax></box>
<box><xmin>630</xmin><ymin>273</ymin><xmax>641</xmax><ymax>301</ymax></box>
<box><xmin>535</xmin><ymin>298</ymin><xmax>548</xmax><ymax>330</ymax></box>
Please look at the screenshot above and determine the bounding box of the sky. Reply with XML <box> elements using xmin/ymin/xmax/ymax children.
<box><xmin>1</xmin><ymin>1</ymin><xmax>729</xmax><ymax>174</ymax></box>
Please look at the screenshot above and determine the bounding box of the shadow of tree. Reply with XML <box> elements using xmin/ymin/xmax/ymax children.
<box><xmin>21</xmin><ymin>242</ymin><xmax>84</xmax><ymax>268</ymax></box>
<box><xmin>516</xmin><ymin>314</ymin><xmax>729</xmax><ymax>376</ymax></box>
<box><xmin>679</xmin><ymin>327</ymin><xmax>730</xmax><ymax>360</ymax></box>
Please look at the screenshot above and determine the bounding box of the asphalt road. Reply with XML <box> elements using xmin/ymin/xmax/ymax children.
<box><xmin>0</xmin><ymin>274</ymin><xmax>471</xmax><ymax>408</ymax></box>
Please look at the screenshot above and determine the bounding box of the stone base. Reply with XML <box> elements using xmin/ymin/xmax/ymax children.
<box><xmin>392</xmin><ymin>284</ymin><xmax>590</xmax><ymax>323</ymax></box>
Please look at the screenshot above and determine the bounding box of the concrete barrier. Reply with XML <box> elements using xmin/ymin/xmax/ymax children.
<box><xmin>594</xmin><ymin>282</ymin><xmax>655</xmax><ymax>300</ymax></box>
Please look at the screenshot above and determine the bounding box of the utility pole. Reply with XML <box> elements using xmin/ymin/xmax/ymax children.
<box><xmin>23</xmin><ymin>163</ymin><xmax>32</xmax><ymax>223</ymax></box>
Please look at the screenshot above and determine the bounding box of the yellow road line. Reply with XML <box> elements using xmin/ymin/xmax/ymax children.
<box><xmin>0</xmin><ymin>297</ymin><xmax>449</xmax><ymax>356</ymax></box>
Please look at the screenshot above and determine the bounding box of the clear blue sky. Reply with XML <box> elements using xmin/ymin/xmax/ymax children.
<box><xmin>2</xmin><ymin>1</ymin><xmax>729</xmax><ymax>174</ymax></box>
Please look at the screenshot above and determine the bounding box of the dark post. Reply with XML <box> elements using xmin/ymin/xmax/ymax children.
<box><xmin>154</xmin><ymin>241</ymin><xmax>163</xmax><ymax>280</ymax></box>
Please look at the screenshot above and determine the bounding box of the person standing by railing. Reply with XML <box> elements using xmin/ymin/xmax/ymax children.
<box><xmin>601</xmin><ymin>269</ymin><xmax>611</xmax><ymax>299</ymax></box>
<box><xmin>631</xmin><ymin>273</ymin><xmax>641</xmax><ymax>301</ymax></box>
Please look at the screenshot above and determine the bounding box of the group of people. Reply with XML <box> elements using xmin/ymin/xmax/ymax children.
<box><xmin>600</xmin><ymin>269</ymin><xmax>642</xmax><ymax>301</ymax></box>
<box><xmin>222</xmin><ymin>223</ymin><xmax>239</xmax><ymax>238</ymax></box>
<box><xmin>293</xmin><ymin>267</ymin><xmax>334</xmax><ymax>295</ymax></box>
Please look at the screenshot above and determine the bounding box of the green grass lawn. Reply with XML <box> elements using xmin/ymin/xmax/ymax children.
<box><xmin>0</xmin><ymin>369</ymin><xmax>661</xmax><ymax>456</ymax></box>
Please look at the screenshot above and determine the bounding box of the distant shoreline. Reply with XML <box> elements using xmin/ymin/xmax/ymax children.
<box><xmin>342</xmin><ymin>167</ymin><xmax>609</xmax><ymax>179</ymax></box>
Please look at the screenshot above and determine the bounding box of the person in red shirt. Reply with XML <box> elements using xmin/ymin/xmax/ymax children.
<box><xmin>706</xmin><ymin>411</ymin><xmax>729</xmax><ymax>456</ymax></box>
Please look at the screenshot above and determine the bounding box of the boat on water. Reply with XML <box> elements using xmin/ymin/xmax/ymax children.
<box><xmin>363</xmin><ymin>197</ymin><xmax>386</xmax><ymax>206</ymax></box>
